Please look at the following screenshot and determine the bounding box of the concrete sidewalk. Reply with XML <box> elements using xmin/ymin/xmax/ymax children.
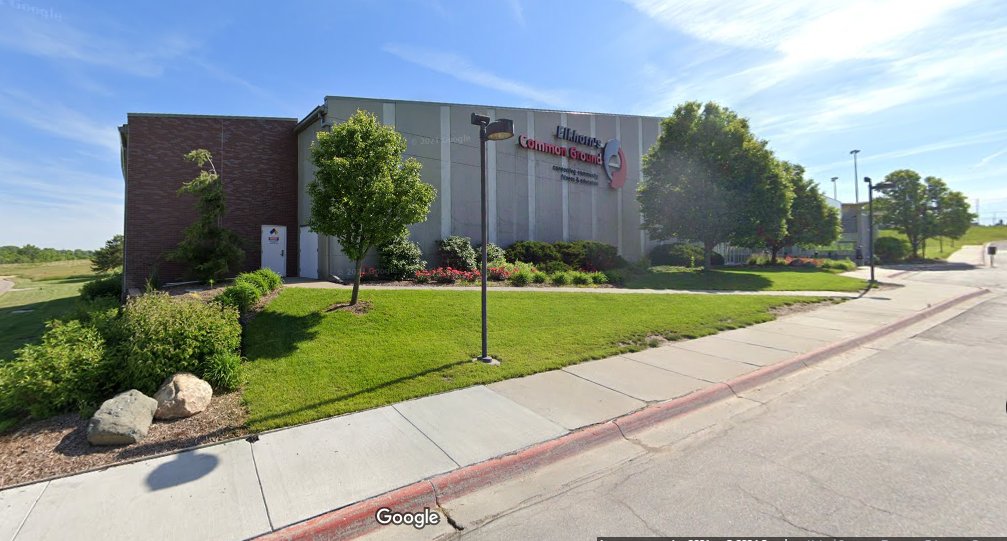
<box><xmin>0</xmin><ymin>280</ymin><xmax>983</xmax><ymax>541</ymax></box>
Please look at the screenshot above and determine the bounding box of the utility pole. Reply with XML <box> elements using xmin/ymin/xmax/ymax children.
<box><xmin>850</xmin><ymin>150</ymin><xmax>861</xmax><ymax>204</ymax></box>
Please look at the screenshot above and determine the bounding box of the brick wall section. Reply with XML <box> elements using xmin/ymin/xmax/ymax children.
<box><xmin>123</xmin><ymin>114</ymin><xmax>298</xmax><ymax>290</ymax></box>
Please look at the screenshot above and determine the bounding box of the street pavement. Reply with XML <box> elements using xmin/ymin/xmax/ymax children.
<box><xmin>364</xmin><ymin>243</ymin><xmax>1007</xmax><ymax>540</ymax></box>
<box><xmin>0</xmin><ymin>248</ymin><xmax>996</xmax><ymax>541</ymax></box>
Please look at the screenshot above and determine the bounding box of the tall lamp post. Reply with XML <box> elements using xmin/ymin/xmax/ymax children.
<box><xmin>864</xmin><ymin>176</ymin><xmax>875</xmax><ymax>284</ymax></box>
<box><xmin>471</xmin><ymin>113</ymin><xmax>514</xmax><ymax>364</ymax></box>
<box><xmin>830</xmin><ymin>176</ymin><xmax>839</xmax><ymax>200</ymax></box>
<box><xmin>850</xmin><ymin>149</ymin><xmax>861</xmax><ymax>204</ymax></box>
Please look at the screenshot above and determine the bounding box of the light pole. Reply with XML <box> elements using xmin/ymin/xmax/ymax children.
<box><xmin>471</xmin><ymin>113</ymin><xmax>514</xmax><ymax>364</ymax></box>
<box><xmin>830</xmin><ymin>176</ymin><xmax>839</xmax><ymax>200</ymax></box>
<box><xmin>850</xmin><ymin>149</ymin><xmax>861</xmax><ymax>204</ymax></box>
<box><xmin>864</xmin><ymin>176</ymin><xmax>875</xmax><ymax>284</ymax></box>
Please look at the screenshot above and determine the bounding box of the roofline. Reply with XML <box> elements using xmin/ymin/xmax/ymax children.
<box><xmin>125</xmin><ymin>112</ymin><xmax>298</xmax><ymax>122</ymax></box>
<box><xmin>294</xmin><ymin>105</ymin><xmax>325</xmax><ymax>134</ymax></box>
<box><xmin>320</xmin><ymin>95</ymin><xmax>666</xmax><ymax>121</ymax></box>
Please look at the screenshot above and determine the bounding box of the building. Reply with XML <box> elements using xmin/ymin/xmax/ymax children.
<box><xmin>119</xmin><ymin>96</ymin><xmax>663</xmax><ymax>290</ymax></box>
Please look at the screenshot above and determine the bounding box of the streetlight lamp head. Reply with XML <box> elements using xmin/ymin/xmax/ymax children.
<box><xmin>864</xmin><ymin>176</ymin><xmax>871</xmax><ymax>183</ymax></box>
<box><xmin>485</xmin><ymin>118</ymin><xmax>515</xmax><ymax>141</ymax></box>
<box><xmin>850</xmin><ymin>149</ymin><xmax>860</xmax><ymax>155</ymax></box>
<box><xmin>470</xmin><ymin>113</ymin><xmax>490</xmax><ymax>126</ymax></box>
<box><xmin>831</xmin><ymin>176</ymin><xmax>838</xmax><ymax>181</ymax></box>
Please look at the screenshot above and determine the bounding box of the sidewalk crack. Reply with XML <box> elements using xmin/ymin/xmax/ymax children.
<box><xmin>12</xmin><ymin>480</ymin><xmax>49</xmax><ymax>540</ymax></box>
<box><xmin>247</xmin><ymin>439</ymin><xmax>275</xmax><ymax>531</ymax></box>
<box><xmin>429</xmin><ymin>480</ymin><xmax>465</xmax><ymax>531</ymax></box>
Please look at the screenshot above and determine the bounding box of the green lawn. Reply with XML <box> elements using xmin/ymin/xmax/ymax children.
<box><xmin>880</xmin><ymin>225</ymin><xmax>1007</xmax><ymax>260</ymax></box>
<box><xmin>0</xmin><ymin>260</ymin><xmax>96</xmax><ymax>359</ymax></box>
<box><xmin>621</xmin><ymin>266</ymin><xmax>868</xmax><ymax>292</ymax></box>
<box><xmin>242</xmin><ymin>288</ymin><xmax>824</xmax><ymax>431</ymax></box>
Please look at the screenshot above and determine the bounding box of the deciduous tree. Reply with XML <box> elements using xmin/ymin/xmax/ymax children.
<box><xmin>308</xmin><ymin>110</ymin><xmax>436</xmax><ymax>305</ymax></box>
<box><xmin>762</xmin><ymin>162</ymin><xmax>840</xmax><ymax>262</ymax></box>
<box><xmin>874</xmin><ymin>169</ymin><xmax>928</xmax><ymax>259</ymax></box>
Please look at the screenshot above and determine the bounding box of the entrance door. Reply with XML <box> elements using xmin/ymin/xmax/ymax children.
<box><xmin>299</xmin><ymin>226</ymin><xmax>319</xmax><ymax>279</ymax></box>
<box><xmin>260</xmin><ymin>225</ymin><xmax>287</xmax><ymax>277</ymax></box>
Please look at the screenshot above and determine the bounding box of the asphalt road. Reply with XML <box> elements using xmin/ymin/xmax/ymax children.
<box><xmin>421</xmin><ymin>245</ymin><xmax>1007</xmax><ymax>539</ymax></box>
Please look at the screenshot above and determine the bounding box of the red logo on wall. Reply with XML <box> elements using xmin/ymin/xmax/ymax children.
<box><xmin>602</xmin><ymin>139</ymin><xmax>626</xmax><ymax>189</ymax></box>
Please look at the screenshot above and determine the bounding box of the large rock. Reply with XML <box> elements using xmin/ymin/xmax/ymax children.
<box><xmin>87</xmin><ymin>390</ymin><xmax>157</xmax><ymax>446</ymax></box>
<box><xmin>153</xmin><ymin>373</ymin><xmax>213</xmax><ymax>420</ymax></box>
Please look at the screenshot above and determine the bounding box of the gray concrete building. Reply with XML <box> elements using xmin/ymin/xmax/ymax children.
<box><xmin>294</xmin><ymin>96</ymin><xmax>662</xmax><ymax>279</ymax></box>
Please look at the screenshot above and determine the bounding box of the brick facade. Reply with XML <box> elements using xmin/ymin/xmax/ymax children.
<box><xmin>122</xmin><ymin>114</ymin><xmax>298</xmax><ymax>291</ymax></box>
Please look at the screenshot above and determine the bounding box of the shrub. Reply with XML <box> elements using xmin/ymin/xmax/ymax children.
<box><xmin>216</xmin><ymin>282</ymin><xmax>261</xmax><ymax>313</ymax></box>
<box><xmin>202</xmin><ymin>352</ymin><xmax>242</xmax><ymax>390</ymax></box>
<box><xmin>820</xmin><ymin>258</ymin><xmax>857</xmax><ymax>271</ymax></box>
<box><xmin>539</xmin><ymin>260</ymin><xmax>572</xmax><ymax>274</ymax></box>
<box><xmin>570</xmin><ymin>271</ymin><xmax>592</xmax><ymax>285</ymax></box>
<box><xmin>436</xmin><ymin>236</ymin><xmax>478</xmax><ymax>271</ymax></box>
<box><xmin>359</xmin><ymin>266</ymin><xmax>380</xmax><ymax>282</ymax></box>
<box><xmin>80</xmin><ymin>272</ymin><xmax>122</xmax><ymax>300</ymax></box>
<box><xmin>234</xmin><ymin>272</ymin><xmax>271</xmax><ymax>295</ymax></box>
<box><xmin>531</xmin><ymin>271</ymin><xmax>548</xmax><ymax>284</ymax></box>
<box><xmin>552</xmin><ymin>242</ymin><xmax>587</xmax><ymax>269</ymax></box>
<box><xmin>589</xmin><ymin>271</ymin><xmax>609</xmax><ymax>285</ymax></box>
<box><xmin>379</xmin><ymin>234</ymin><xmax>426</xmax><ymax>280</ymax></box>
<box><xmin>415</xmin><ymin>267</ymin><xmax>480</xmax><ymax>284</ymax></box>
<box><xmin>0</xmin><ymin>320</ymin><xmax>112</xmax><ymax>419</ymax></box>
<box><xmin>650</xmin><ymin>243</ymin><xmax>724</xmax><ymax>267</ymax></box>
<box><xmin>505</xmin><ymin>241</ymin><xmax>561</xmax><ymax>266</ymax></box>
<box><xmin>602</xmin><ymin>268</ymin><xmax>628</xmax><ymax>286</ymax></box>
<box><xmin>112</xmin><ymin>292</ymin><xmax>241</xmax><ymax>394</ymax></box>
<box><xmin>874</xmin><ymin>237</ymin><xmax>909</xmax><ymax>263</ymax></box>
<box><xmin>508</xmin><ymin>270</ymin><xmax>532</xmax><ymax>286</ymax></box>
<box><xmin>549</xmin><ymin>272</ymin><xmax>571</xmax><ymax>286</ymax></box>
<box><xmin>251</xmin><ymin>268</ymin><xmax>283</xmax><ymax>291</ymax></box>
<box><xmin>577</xmin><ymin>241</ymin><xmax>625</xmax><ymax>271</ymax></box>
<box><xmin>475</xmin><ymin>242</ymin><xmax>506</xmax><ymax>264</ymax></box>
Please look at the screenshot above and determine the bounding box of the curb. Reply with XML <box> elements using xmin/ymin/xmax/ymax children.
<box><xmin>255</xmin><ymin>286</ymin><xmax>989</xmax><ymax>541</ymax></box>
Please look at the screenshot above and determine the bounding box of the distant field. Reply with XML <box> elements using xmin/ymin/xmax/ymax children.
<box><xmin>0</xmin><ymin>260</ymin><xmax>95</xmax><ymax>359</ymax></box>
<box><xmin>879</xmin><ymin>225</ymin><xmax>1007</xmax><ymax>260</ymax></box>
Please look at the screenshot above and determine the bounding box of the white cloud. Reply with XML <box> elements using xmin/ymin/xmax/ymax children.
<box><xmin>0</xmin><ymin>90</ymin><xmax>120</xmax><ymax>155</ymax></box>
<box><xmin>806</xmin><ymin>129</ymin><xmax>1007</xmax><ymax>174</ymax></box>
<box><xmin>975</xmin><ymin>147</ymin><xmax>1007</xmax><ymax>168</ymax></box>
<box><xmin>383</xmin><ymin>43</ymin><xmax>571</xmax><ymax>107</ymax></box>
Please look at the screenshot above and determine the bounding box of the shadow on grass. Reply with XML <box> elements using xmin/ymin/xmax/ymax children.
<box><xmin>0</xmin><ymin>296</ymin><xmax>79</xmax><ymax>359</ymax></box>
<box><xmin>243</xmin><ymin>309</ymin><xmax>324</xmax><ymax>362</ymax></box>
<box><xmin>623</xmin><ymin>267</ymin><xmax>773</xmax><ymax>291</ymax></box>
<box><xmin>245</xmin><ymin>358</ymin><xmax>472</xmax><ymax>429</ymax></box>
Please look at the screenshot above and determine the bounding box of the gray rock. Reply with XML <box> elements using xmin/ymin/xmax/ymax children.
<box><xmin>328</xmin><ymin>274</ymin><xmax>344</xmax><ymax>284</ymax></box>
<box><xmin>87</xmin><ymin>390</ymin><xmax>157</xmax><ymax>446</ymax></box>
<box><xmin>154</xmin><ymin>373</ymin><xmax>213</xmax><ymax>420</ymax></box>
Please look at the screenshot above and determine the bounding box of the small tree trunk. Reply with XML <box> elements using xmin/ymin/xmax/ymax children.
<box><xmin>939</xmin><ymin>237</ymin><xmax>944</xmax><ymax>253</ymax></box>
<box><xmin>770</xmin><ymin>245</ymin><xmax>780</xmax><ymax>264</ymax></box>
<box><xmin>703</xmin><ymin>241</ymin><xmax>714</xmax><ymax>271</ymax></box>
<box><xmin>350</xmin><ymin>258</ymin><xmax>363</xmax><ymax>306</ymax></box>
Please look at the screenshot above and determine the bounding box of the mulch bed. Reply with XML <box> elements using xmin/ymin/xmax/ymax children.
<box><xmin>324</xmin><ymin>300</ymin><xmax>373</xmax><ymax>315</ymax></box>
<box><xmin>0</xmin><ymin>392</ymin><xmax>248</xmax><ymax>489</ymax></box>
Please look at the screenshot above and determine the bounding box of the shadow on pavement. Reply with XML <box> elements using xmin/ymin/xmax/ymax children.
<box><xmin>145</xmin><ymin>449</ymin><xmax>219</xmax><ymax>490</ymax></box>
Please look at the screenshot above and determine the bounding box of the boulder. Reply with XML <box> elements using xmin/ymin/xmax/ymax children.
<box><xmin>87</xmin><ymin>390</ymin><xmax>157</xmax><ymax>446</ymax></box>
<box><xmin>153</xmin><ymin>373</ymin><xmax>213</xmax><ymax>420</ymax></box>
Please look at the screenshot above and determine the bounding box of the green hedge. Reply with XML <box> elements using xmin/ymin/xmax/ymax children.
<box><xmin>505</xmin><ymin>240</ymin><xmax>623</xmax><ymax>271</ymax></box>
<box><xmin>874</xmin><ymin>237</ymin><xmax>909</xmax><ymax>263</ymax></box>
<box><xmin>216</xmin><ymin>269</ymin><xmax>284</xmax><ymax>313</ymax></box>
<box><xmin>80</xmin><ymin>273</ymin><xmax>122</xmax><ymax>300</ymax></box>
<box><xmin>379</xmin><ymin>234</ymin><xmax>426</xmax><ymax>280</ymax></box>
<box><xmin>436</xmin><ymin>236</ymin><xmax>478</xmax><ymax>271</ymax></box>
<box><xmin>650</xmin><ymin>243</ymin><xmax>724</xmax><ymax>267</ymax></box>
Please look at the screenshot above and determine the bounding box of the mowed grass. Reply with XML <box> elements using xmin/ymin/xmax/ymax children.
<box><xmin>242</xmin><ymin>288</ymin><xmax>824</xmax><ymax>431</ymax></box>
<box><xmin>880</xmin><ymin>225</ymin><xmax>1007</xmax><ymax>260</ymax></box>
<box><xmin>0</xmin><ymin>260</ymin><xmax>95</xmax><ymax>359</ymax></box>
<box><xmin>623</xmin><ymin>266</ymin><xmax>868</xmax><ymax>292</ymax></box>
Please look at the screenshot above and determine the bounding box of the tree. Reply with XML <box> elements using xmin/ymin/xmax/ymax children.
<box><xmin>920</xmin><ymin>176</ymin><xmax>949</xmax><ymax>258</ymax></box>
<box><xmin>936</xmin><ymin>190</ymin><xmax>975</xmax><ymax>248</ymax></box>
<box><xmin>874</xmin><ymin>169</ymin><xmax>928</xmax><ymax>259</ymax></box>
<box><xmin>308</xmin><ymin>110</ymin><xmax>436</xmax><ymax>305</ymax></box>
<box><xmin>91</xmin><ymin>234</ymin><xmax>124</xmax><ymax>273</ymax></box>
<box><xmin>639</xmin><ymin>101</ymin><xmax>791</xmax><ymax>270</ymax></box>
<box><xmin>169</xmin><ymin>149</ymin><xmax>245</xmax><ymax>282</ymax></box>
<box><xmin>762</xmin><ymin>162</ymin><xmax>841</xmax><ymax>262</ymax></box>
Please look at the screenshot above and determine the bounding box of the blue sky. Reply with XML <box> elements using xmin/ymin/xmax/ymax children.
<box><xmin>1</xmin><ymin>0</ymin><xmax>1005</xmax><ymax>248</ymax></box>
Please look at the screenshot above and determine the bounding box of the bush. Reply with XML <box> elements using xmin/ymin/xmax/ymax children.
<box><xmin>113</xmin><ymin>292</ymin><xmax>242</xmax><ymax>393</ymax></box>
<box><xmin>251</xmin><ymin>268</ymin><xmax>283</xmax><ymax>291</ymax></box>
<box><xmin>234</xmin><ymin>272</ymin><xmax>271</xmax><ymax>295</ymax></box>
<box><xmin>475</xmin><ymin>243</ymin><xmax>506</xmax><ymax>264</ymax></box>
<box><xmin>569</xmin><ymin>271</ymin><xmax>592</xmax><ymax>285</ymax></box>
<box><xmin>379</xmin><ymin>234</ymin><xmax>426</xmax><ymax>280</ymax></box>
<box><xmin>508</xmin><ymin>270</ymin><xmax>532</xmax><ymax>286</ymax></box>
<box><xmin>588</xmin><ymin>271</ymin><xmax>608</xmax><ymax>285</ymax></box>
<box><xmin>820</xmin><ymin>258</ymin><xmax>857</xmax><ymax>271</ymax></box>
<box><xmin>552</xmin><ymin>242</ymin><xmax>587</xmax><ymax>269</ymax></box>
<box><xmin>602</xmin><ymin>268</ymin><xmax>628</xmax><ymax>286</ymax></box>
<box><xmin>437</xmin><ymin>236</ymin><xmax>478</xmax><ymax>271</ymax></box>
<box><xmin>549</xmin><ymin>272</ymin><xmax>571</xmax><ymax>286</ymax></box>
<box><xmin>577</xmin><ymin>241</ymin><xmax>625</xmax><ymax>271</ymax></box>
<box><xmin>0</xmin><ymin>320</ymin><xmax>113</xmax><ymax>419</ymax></box>
<box><xmin>415</xmin><ymin>267</ymin><xmax>479</xmax><ymax>284</ymax></box>
<box><xmin>216</xmin><ymin>282</ymin><xmax>261</xmax><ymax>313</ymax></box>
<box><xmin>874</xmin><ymin>237</ymin><xmax>909</xmax><ymax>263</ymax></box>
<box><xmin>650</xmin><ymin>243</ymin><xmax>724</xmax><ymax>267</ymax></box>
<box><xmin>539</xmin><ymin>260</ymin><xmax>572</xmax><ymax>274</ymax></box>
<box><xmin>505</xmin><ymin>241</ymin><xmax>561</xmax><ymax>266</ymax></box>
<box><xmin>80</xmin><ymin>272</ymin><xmax>122</xmax><ymax>300</ymax></box>
<box><xmin>531</xmin><ymin>271</ymin><xmax>548</xmax><ymax>284</ymax></box>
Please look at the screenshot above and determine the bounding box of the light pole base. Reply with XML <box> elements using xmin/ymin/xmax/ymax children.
<box><xmin>475</xmin><ymin>355</ymin><xmax>500</xmax><ymax>365</ymax></box>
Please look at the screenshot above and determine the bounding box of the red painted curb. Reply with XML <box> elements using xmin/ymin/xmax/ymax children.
<box><xmin>257</xmin><ymin>287</ymin><xmax>988</xmax><ymax>541</ymax></box>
